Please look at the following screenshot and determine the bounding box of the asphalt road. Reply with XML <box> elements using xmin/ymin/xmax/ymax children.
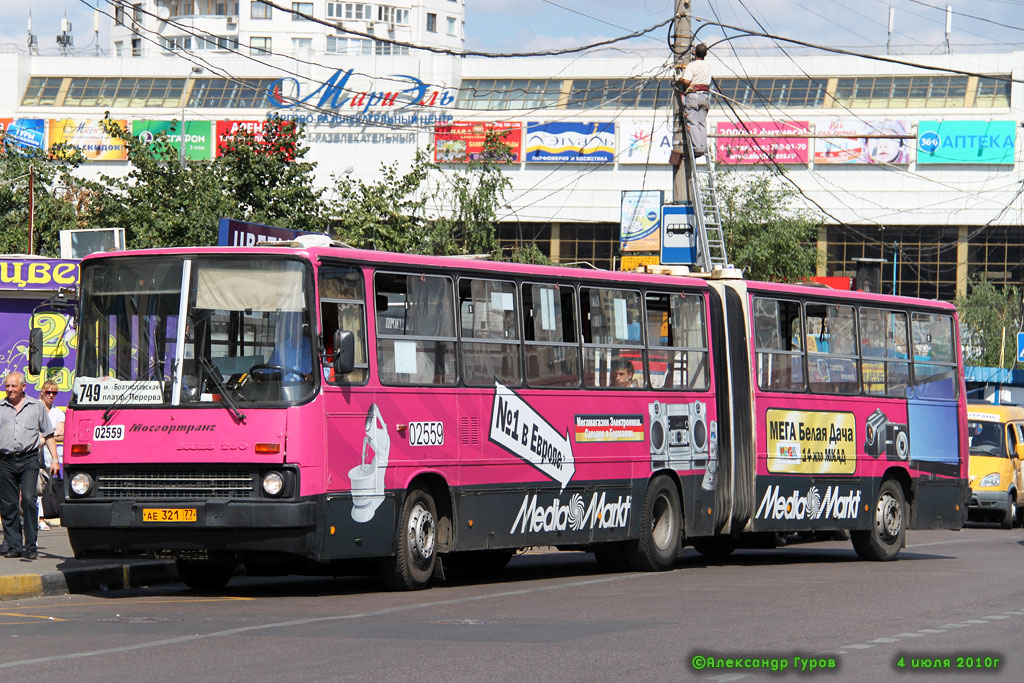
<box><xmin>2</xmin><ymin>526</ymin><xmax>1022</xmax><ymax>682</ymax></box>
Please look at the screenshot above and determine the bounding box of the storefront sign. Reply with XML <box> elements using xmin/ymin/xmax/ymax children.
<box><xmin>715</xmin><ymin>121</ymin><xmax>810</xmax><ymax>165</ymax></box>
<box><xmin>0</xmin><ymin>258</ymin><xmax>80</xmax><ymax>291</ymax></box>
<box><xmin>215</xmin><ymin>120</ymin><xmax>266</xmax><ymax>157</ymax></box>
<box><xmin>619</xmin><ymin>120</ymin><xmax>672</xmax><ymax>165</ymax></box>
<box><xmin>525</xmin><ymin>122</ymin><xmax>615</xmax><ymax>163</ymax></box>
<box><xmin>434</xmin><ymin>121</ymin><xmax>522</xmax><ymax>163</ymax></box>
<box><xmin>916</xmin><ymin>120</ymin><xmax>1015</xmax><ymax>164</ymax></box>
<box><xmin>48</xmin><ymin>119</ymin><xmax>129</xmax><ymax>161</ymax></box>
<box><xmin>814</xmin><ymin>119</ymin><xmax>912</xmax><ymax>165</ymax></box>
<box><xmin>266</xmin><ymin>69</ymin><xmax>454</xmax><ymax>112</ymax></box>
<box><xmin>132</xmin><ymin>120</ymin><xmax>213</xmax><ymax>160</ymax></box>
<box><xmin>620</xmin><ymin>190</ymin><xmax>663</xmax><ymax>252</ymax></box>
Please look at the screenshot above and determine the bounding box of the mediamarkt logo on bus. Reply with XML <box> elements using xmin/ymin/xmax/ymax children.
<box><xmin>511</xmin><ymin>491</ymin><xmax>632</xmax><ymax>534</ymax></box>
<box><xmin>755</xmin><ymin>485</ymin><xmax>862</xmax><ymax>521</ymax></box>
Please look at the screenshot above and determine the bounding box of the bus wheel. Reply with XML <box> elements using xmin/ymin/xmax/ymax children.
<box><xmin>592</xmin><ymin>542</ymin><xmax>631</xmax><ymax>572</ymax></box>
<box><xmin>380</xmin><ymin>488</ymin><xmax>437</xmax><ymax>590</ymax></box>
<box><xmin>692</xmin><ymin>537</ymin><xmax>736</xmax><ymax>562</ymax></box>
<box><xmin>851</xmin><ymin>479</ymin><xmax>905</xmax><ymax>561</ymax></box>
<box><xmin>175</xmin><ymin>559</ymin><xmax>235</xmax><ymax>591</ymax></box>
<box><xmin>625</xmin><ymin>477</ymin><xmax>681</xmax><ymax>571</ymax></box>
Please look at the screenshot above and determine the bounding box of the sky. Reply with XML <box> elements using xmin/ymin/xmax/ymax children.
<box><xmin>0</xmin><ymin>0</ymin><xmax>1021</xmax><ymax>57</ymax></box>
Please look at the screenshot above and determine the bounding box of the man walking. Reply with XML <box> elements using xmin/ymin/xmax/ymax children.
<box><xmin>0</xmin><ymin>372</ymin><xmax>59</xmax><ymax>559</ymax></box>
<box><xmin>679</xmin><ymin>43</ymin><xmax>712</xmax><ymax>157</ymax></box>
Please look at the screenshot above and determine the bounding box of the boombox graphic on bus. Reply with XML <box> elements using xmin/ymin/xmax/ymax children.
<box><xmin>649</xmin><ymin>400</ymin><xmax>708</xmax><ymax>470</ymax></box>
<box><xmin>864</xmin><ymin>408</ymin><xmax>910</xmax><ymax>461</ymax></box>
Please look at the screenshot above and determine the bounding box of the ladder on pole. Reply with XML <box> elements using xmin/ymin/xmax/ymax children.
<box><xmin>684</xmin><ymin>119</ymin><xmax>731</xmax><ymax>272</ymax></box>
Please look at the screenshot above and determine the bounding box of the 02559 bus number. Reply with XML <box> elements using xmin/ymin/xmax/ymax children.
<box><xmin>408</xmin><ymin>421</ymin><xmax>444</xmax><ymax>446</ymax></box>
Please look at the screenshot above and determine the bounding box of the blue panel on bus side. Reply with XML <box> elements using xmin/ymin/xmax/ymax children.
<box><xmin>907</xmin><ymin>401</ymin><xmax>958</xmax><ymax>466</ymax></box>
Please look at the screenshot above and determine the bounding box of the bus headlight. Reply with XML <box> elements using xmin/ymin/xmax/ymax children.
<box><xmin>262</xmin><ymin>471</ymin><xmax>285</xmax><ymax>497</ymax></box>
<box><xmin>979</xmin><ymin>472</ymin><xmax>1000</xmax><ymax>488</ymax></box>
<box><xmin>70</xmin><ymin>472</ymin><xmax>94</xmax><ymax>496</ymax></box>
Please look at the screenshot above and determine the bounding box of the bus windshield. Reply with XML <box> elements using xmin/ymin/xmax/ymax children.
<box><xmin>75</xmin><ymin>255</ymin><xmax>316</xmax><ymax>409</ymax></box>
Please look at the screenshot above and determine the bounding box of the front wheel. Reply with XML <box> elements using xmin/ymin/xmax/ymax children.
<box><xmin>379</xmin><ymin>488</ymin><xmax>438</xmax><ymax>590</ymax></box>
<box><xmin>625</xmin><ymin>477</ymin><xmax>681</xmax><ymax>571</ymax></box>
<box><xmin>175</xmin><ymin>559</ymin><xmax>236</xmax><ymax>591</ymax></box>
<box><xmin>1001</xmin><ymin>496</ymin><xmax>1016</xmax><ymax>530</ymax></box>
<box><xmin>851</xmin><ymin>479</ymin><xmax>906</xmax><ymax>561</ymax></box>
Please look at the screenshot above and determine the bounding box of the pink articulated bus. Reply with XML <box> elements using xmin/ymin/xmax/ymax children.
<box><xmin>48</xmin><ymin>241</ymin><xmax>968</xmax><ymax>590</ymax></box>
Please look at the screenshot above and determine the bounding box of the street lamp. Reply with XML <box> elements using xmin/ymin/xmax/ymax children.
<box><xmin>180</xmin><ymin>66</ymin><xmax>204</xmax><ymax>169</ymax></box>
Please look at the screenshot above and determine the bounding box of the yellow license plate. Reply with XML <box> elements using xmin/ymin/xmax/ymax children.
<box><xmin>142</xmin><ymin>508</ymin><xmax>197</xmax><ymax>523</ymax></box>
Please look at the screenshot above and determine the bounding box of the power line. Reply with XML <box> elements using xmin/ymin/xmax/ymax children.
<box><xmin>905</xmin><ymin>0</ymin><xmax>1024</xmax><ymax>33</ymax></box>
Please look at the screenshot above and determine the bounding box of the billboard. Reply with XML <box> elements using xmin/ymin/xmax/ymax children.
<box><xmin>217</xmin><ymin>218</ymin><xmax>321</xmax><ymax>246</ymax></box>
<box><xmin>215</xmin><ymin>120</ymin><xmax>266</xmax><ymax>157</ymax></box>
<box><xmin>525</xmin><ymin>122</ymin><xmax>615</xmax><ymax>163</ymax></box>
<box><xmin>0</xmin><ymin>118</ymin><xmax>46</xmax><ymax>150</ymax></box>
<box><xmin>620</xmin><ymin>190</ymin><xmax>663</xmax><ymax>252</ymax></box>
<box><xmin>814</xmin><ymin>119</ymin><xmax>913</xmax><ymax>165</ymax></box>
<box><xmin>917</xmin><ymin>120</ymin><xmax>1015</xmax><ymax>165</ymax></box>
<box><xmin>715</xmin><ymin>121</ymin><xmax>810</xmax><ymax>165</ymax></box>
<box><xmin>434</xmin><ymin>121</ymin><xmax>522</xmax><ymax>163</ymax></box>
<box><xmin>48</xmin><ymin>119</ymin><xmax>129</xmax><ymax>161</ymax></box>
<box><xmin>132</xmin><ymin>120</ymin><xmax>213</xmax><ymax>160</ymax></box>
<box><xmin>619</xmin><ymin>120</ymin><xmax>672</xmax><ymax>165</ymax></box>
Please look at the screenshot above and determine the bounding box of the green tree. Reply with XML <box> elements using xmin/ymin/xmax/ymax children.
<box><xmin>84</xmin><ymin>117</ymin><xmax>329</xmax><ymax>249</ymax></box>
<box><xmin>718</xmin><ymin>169</ymin><xmax>822</xmax><ymax>282</ymax></box>
<box><xmin>0</xmin><ymin>136</ymin><xmax>84</xmax><ymax>256</ymax></box>
<box><xmin>956</xmin><ymin>277</ymin><xmax>1022</xmax><ymax>368</ymax></box>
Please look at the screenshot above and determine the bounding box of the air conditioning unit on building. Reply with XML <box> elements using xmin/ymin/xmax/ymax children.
<box><xmin>59</xmin><ymin>228</ymin><xmax>126</xmax><ymax>259</ymax></box>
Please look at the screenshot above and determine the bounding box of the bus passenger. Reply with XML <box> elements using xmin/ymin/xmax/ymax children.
<box><xmin>612</xmin><ymin>359</ymin><xmax>638</xmax><ymax>388</ymax></box>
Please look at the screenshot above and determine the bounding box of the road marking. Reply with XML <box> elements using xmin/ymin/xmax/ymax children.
<box><xmin>964</xmin><ymin>620</ymin><xmax>989</xmax><ymax>624</ymax></box>
<box><xmin>939</xmin><ymin>623</ymin><xmax>969</xmax><ymax>629</ymax></box>
<box><xmin>0</xmin><ymin>572</ymin><xmax>649</xmax><ymax>669</ymax></box>
<box><xmin>0</xmin><ymin>612</ymin><xmax>67</xmax><ymax>622</ymax></box>
<box><xmin>893</xmin><ymin>632</ymin><xmax>924</xmax><ymax>638</ymax></box>
<box><xmin>842</xmin><ymin>643</ymin><xmax>874</xmax><ymax>650</ymax></box>
<box><xmin>905</xmin><ymin>537</ymin><xmax>1000</xmax><ymax>549</ymax></box>
<box><xmin>917</xmin><ymin>628</ymin><xmax>947</xmax><ymax>634</ymax></box>
<box><xmin>869</xmin><ymin>637</ymin><xmax>899</xmax><ymax>643</ymax></box>
<box><xmin>982</xmin><ymin>614</ymin><xmax>1009</xmax><ymax>620</ymax></box>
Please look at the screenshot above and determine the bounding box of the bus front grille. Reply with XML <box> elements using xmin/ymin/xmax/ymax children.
<box><xmin>95</xmin><ymin>470</ymin><xmax>256</xmax><ymax>499</ymax></box>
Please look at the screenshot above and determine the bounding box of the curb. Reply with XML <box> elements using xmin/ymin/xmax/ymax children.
<box><xmin>0</xmin><ymin>561</ymin><xmax>178</xmax><ymax>601</ymax></box>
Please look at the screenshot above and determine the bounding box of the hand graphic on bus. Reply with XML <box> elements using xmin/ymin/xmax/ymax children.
<box><xmin>349</xmin><ymin>403</ymin><xmax>391</xmax><ymax>522</ymax></box>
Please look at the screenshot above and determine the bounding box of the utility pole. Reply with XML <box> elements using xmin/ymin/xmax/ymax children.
<box><xmin>28</xmin><ymin>165</ymin><xmax>35</xmax><ymax>255</ymax></box>
<box><xmin>672</xmin><ymin>0</ymin><xmax>692</xmax><ymax>205</ymax></box>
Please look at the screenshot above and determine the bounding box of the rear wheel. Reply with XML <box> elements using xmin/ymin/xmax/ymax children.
<box><xmin>175</xmin><ymin>559</ymin><xmax>235</xmax><ymax>591</ymax></box>
<box><xmin>379</xmin><ymin>488</ymin><xmax>437</xmax><ymax>590</ymax></box>
<box><xmin>851</xmin><ymin>479</ymin><xmax>906</xmax><ymax>561</ymax></box>
<box><xmin>625</xmin><ymin>477</ymin><xmax>681</xmax><ymax>571</ymax></box>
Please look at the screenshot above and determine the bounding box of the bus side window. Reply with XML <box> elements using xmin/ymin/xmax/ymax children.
<box><xmin>753</xmin><ymin>297</ymin><xmax>805</xmax><ymax>392</ymax></box>
<box><xmin>374</xmin><ymin>272</ymin><xmax>458</xmax><ymax>386</ymax></box>
<box><xmin>319</xmin><ymin>265</ymin><xmax>368</xmax><ymax>385</ymax></box>
<box><xmin>522</xmin><ymin>283</ymin><xmax>579</xmax><ymax>387</ymax></box>
<box><xmin>581</xmin><ymin>287</ymin><xmax>644</xmax><ymax>388</ymax></box>
<box><xmin>910</xmin><ymin>312</ymin><xmax>958</xmax><ymax>400</ymax></box>
<box><xmin>805</xmin><ymin>302</ymin><xmax>859</xmax><ymax>394</ymax></box>
<box><xmin>860</xmin><ymin>307</ymin><xmax>909</xmax><ymax>397</ymax></box>
<box><xmin>458</xmin><ymin>277</ymin><xmax>522</xmax><ymax>387</ymax></box>
<box><xmin>646</xmin><ymin>291</ymin><xmax>708</xmax><ymax>390</ymax></box>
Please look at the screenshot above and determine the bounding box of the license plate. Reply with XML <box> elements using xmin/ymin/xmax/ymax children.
<box><xmin>142</xmin><ymin>508</ymin><xmax>197</xmax><ymax>523</ymax></box>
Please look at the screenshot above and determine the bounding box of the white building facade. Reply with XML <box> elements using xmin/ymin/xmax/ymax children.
<box><xmin>2</xmin><ymin>0</ymin><xmax>1022</xmax><ymax>302</ymax></box>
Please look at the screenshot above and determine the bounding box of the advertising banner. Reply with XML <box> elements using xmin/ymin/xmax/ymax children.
<box><xmin>814</xmin><ymin>119</ymin><xmax>913</xmax><ymax>165</ymax></box>
<box><xmin>216</xmin><ymin>218</ymin><xmax>321</xmax><ymax>246</ymax></box>
<box><xmin>433</xmin><ymin>121</ymin><xmax>522</xmax><ymax>163</ymax></box>
<box><xmin>0</xmin><ymin>118</ymin><xmax>46</xmax><ymax>150</ymax></box>
<box><xmin>48</xmin><ymin>119</ymin><xmax>129</xmax><ymax>161</ymax></box>
<box><xmin>132</xmin><ymin>120</ymin><xmax>213</xmax><ymax>160</ymax></box>
<box><xmin>620</xmin><ymin>190</ymin><xmax>663</xmax><ymax>252</ymax></box>
<box><xmin>0</xmin><ymin>300</ymin><xmax>77</xmax><ymax>401</ymax></box>
<box><xmin>765</xmin><ymin>409</ymin><xmax>856</xmax><ymax>474</ymax></box>
<box><xmin>619</xmin><ymin>120</ymin><xmax>672</xmax><ymax>165</ymax></box>
<box><xmin>715</xmin><ymin>121</ymin><xmax>810</xmax><ymax>165</ymax></box>
<box><xmin>917</xmin><ymin>120</ymin><xmax>1015</xmax><ymax>164</ymax></box>
<box><xmin>215</xmin><ymin>120</ymin><xmax>266</xmax><ymax>156</ymax></box>
<box><xmin>525</xmin><ymin>122</ymin><xmax>615</xmax><ymax>163</ymax></box>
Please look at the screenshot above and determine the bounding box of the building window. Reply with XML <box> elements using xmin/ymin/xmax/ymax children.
<box><xmin>426</xmin><ymin>13</ymin><xmax>437</xmax><ymax>32</ymax></box>
<box><xmin>378</xmin><ymin>5</ymin><xmax>409</xmax><ymax>25</ymax></box>
<box><xmin>714</xmin><ymin>77</ymin><xmax>828</xmax><ymax>109</ymax></box>
<box><xmin>566</xmin><ymin>79</ymin><xmax>670</xmax><ymax>109</ymax></box>
<box><xmin>195</xmin><ymin>34</ymin><xmax>239</xmax><ymax>50</ymax></box>
<box><xmin>292</xmin><ymin>37</ymin><xmax>312</xmax><ymax>52</ymax></box>
<box><xmin>446</xmin><ymin>16</ymin><xmax>457</xmax><ymax>35</ymax></box>
<box><xmin>326</xmin><ymin>36</ymin><xmax>372</xmax><ymax>55</ymax></box>
<box><xmin>250</xmin><ymin>36</ymin><xmax>272</xmax><ymax>55</ymax></box>
<box><xmin>374</xmin><ymin>40</ymin><xmax>408</xmax><ymax>56</ymax></box>
<box><xmin>63</xmin><ymin>77</ymin><xmax>185</xmax><ymax>108</ymax></box>
<box><xmin>131</xmin><ymin>37</ymin><xmax>142</xmax><ymax>56</ymax></box>
<box><xmin>114</xmin><ymin>2</ymin><xmax>126</xmax><ymax>25</ymax></box>
<box><xmin>114</xmin><ymin>41</ymin><xmax>123</xmax><ymax>57</ymax></box>
<box><xmin>251</xmin><ymin>1</ymin><xmax>271</xmax><ymax>19</ymax></box>
<box><xmin>291</xmin><ymin>2</ymin><xmax>312</xmax><ymax>20</ymax></box>
<box><xmin>133</xmin><ymin>3</ymin><xmax>143</xmax><ymax>22</ymax></box>
<box><xmin>974</xmin><ymin>76</ymin><xmax>1011</xmax><ymax>107</ymax></box>
<box><xmin>188</xmin><ymin>78</ymin><xmax>280</xmax><ymax>107</ymax></box>
<box><xmin>329</xmin><ymin>2</ymin><xmax>371</xmax><ymax>20</ymax></box>
<box><xmin>168</xmin><ymin>1</ymin><xmax>241</xmax><ymax>17</ymax></box>
<box><xmin>456</xmin><ymin>79</ymin><xmax>565</xmax><ymax>110</ymax></box>
<box><xmin>21</xmin><ymin>77</ymin><xmax>64</xmax><ymax>106</ymax></box>
<box><xmin>161</xmin><ymin>36</ymin><xmax>193</xmax><ymax>51</ymax></box>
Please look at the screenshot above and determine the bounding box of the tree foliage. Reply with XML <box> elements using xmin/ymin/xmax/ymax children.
<box><xmin>956</xmin><ymin>277</ymin><xmax>1021</xmax><ymax>368</ymax></box>
<box><xmin>0</xmin><ymin>137</ymin><xmax>84</xmax><ymax>256</ymax></box>
<box><xmin>718</xmin><ymin>169</ymin><xmax>822</xmax><ymax>282</ymax></box>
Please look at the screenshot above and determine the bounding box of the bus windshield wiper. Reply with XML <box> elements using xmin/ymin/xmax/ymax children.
<box><xmin>102</xmin><ymin>362</ymin><xmax>165</xmax><ymax>422</ymax></box>
<box><xmin>197</xmin><ymin>356</ymin><xmax>247</xmax><ymax>423</ymax></box>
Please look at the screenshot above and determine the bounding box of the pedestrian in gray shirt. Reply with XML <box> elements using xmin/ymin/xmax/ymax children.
<box><xmin>0</xmin><ymin>371</ymin><xmax>59</xmax><ymax>559</ymax></box>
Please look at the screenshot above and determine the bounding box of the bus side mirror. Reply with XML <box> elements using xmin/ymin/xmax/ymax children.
<box><xmin>1015</xmin><ymin>444</ymin><xmax>1024</xmax><ymax>460</ymax></box>
<box><xmin>28</xmin><ymin>328</ymin><xmax>43</xmax><ymax>376</ymax></box>
<box><xmin>333</xmin><ymin>330</ymin><xmax>355</xmax><ymax>376</ymax></box>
